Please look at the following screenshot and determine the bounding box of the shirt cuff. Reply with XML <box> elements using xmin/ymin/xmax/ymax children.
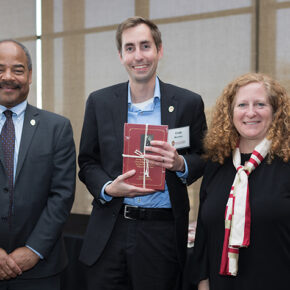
<box><xmin>176</xmin><ymin>156</ymin><xmax>188</xmax><ymax>184</ymax></box>
<box><xmin>26</xmin><ymin>245</ymin><xmax>43</xmax><ymax>259</ymax></box>
<box><xmin>100</xmin><ymin>181</ymin><xmax>113</xmax><ymax>202</ymax></box>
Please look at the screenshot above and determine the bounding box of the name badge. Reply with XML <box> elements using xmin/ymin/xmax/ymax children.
<box><xmin>168</xmin><ymin>126</ymin><xmax>190</xmax><ymax>149</ymax></box>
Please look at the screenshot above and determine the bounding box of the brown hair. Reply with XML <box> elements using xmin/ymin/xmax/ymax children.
<box><xmin>116</xmin><ymin>16</ymin><xmax>162</xmax><ymax>54</ymax></box>
<box><xmin>204</xmin><ymin>72</ymin><xmax>290</xmax><ymax>163</ymax></box>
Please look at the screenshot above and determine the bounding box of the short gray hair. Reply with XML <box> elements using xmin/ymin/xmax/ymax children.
<box><xmin>0</xmin><ymin>39</ymin><xmax>32</xmax><ymax>70</ymax></box>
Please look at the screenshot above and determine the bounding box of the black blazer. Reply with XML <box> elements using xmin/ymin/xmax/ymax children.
<box><xmin>0</xmin><ymin>104</ymin><xmax>76</xmax><ymax>279</ymax></box>
<box><xmin>78</xmin><ymin>80</ymin><xmax>206</xmax><ymax>267</ymax></box>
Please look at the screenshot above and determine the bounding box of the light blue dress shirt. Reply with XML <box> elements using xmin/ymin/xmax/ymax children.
<box><xmin>0</xmin><ymin>100</ymin><xmax>43</xmax><ymax>259</ymax></box>
<box><xmin>101</xmin><ymin>77</ymin><xmax>188</xmax><ymax>208</ymax></box>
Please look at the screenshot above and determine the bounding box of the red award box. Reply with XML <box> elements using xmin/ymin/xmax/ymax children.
<box><xmin>122</xmin><ymin>123</ymin><xmax>168</xmax><ymax>190</ymax></box>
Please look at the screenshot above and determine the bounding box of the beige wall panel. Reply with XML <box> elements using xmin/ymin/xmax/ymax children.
<box><xmin>149</xmin><ymin>0</ymin><xmax>251</xmax><ymax>19</ymax></box>
<box><xmin>62</xmin><ymin>0</ymin><xmax>88</xmax><ymax>214</ymax></box>
<box><xmin>276</xmin><ymin>8</ymin><xmax>290</xmax><ymax>93</ymax></box>
<box><xmin>42</xmin><ymin>0</ymin><xmax>55</xmax><ymax>111</ymax></box>
<box><xmin>157</xmin><ymin>14</ymin><xmax>252</xmax><ymax>109</ymax></box>
<box><xmin>258</xmin><ymin>0</ymin><xmax>276</xmax><ymax>75</ymax></box>
<box><xmin>85</xmin><ymin>31</ymin><xmax>128</xmax><ymax>97</ymax></box>
<box><xmin>53</xmin><ymin>0</ymin><xmax>64</xmax><ymax>33</ymax></box>
<box><xmin>0</xmin><ymin>0</ymin><xmax>35</xmax><ymax>39</ymax></box>
<box><xmin>135</xmin><ymin>0</ymin><xmax>149</xmax><ymax>18</ymax></box>
<box><xmin>85</xmin><ymin>0</ymin><xmax>135</xmax><ymax>28</ymax></box>
<box><xmin>52</xmin><ymin>38</ymin><xmax>64</xmax><ymax>114</ymax></box>
<box><xmin>44</xmin><ymin>31</ymin><xmax>86</xmax><ymax>209</ymax></box>
<box><xmin>61</xmin><ymin>32</ymin><xmax>90</xmax><ymax>214</ymax></box>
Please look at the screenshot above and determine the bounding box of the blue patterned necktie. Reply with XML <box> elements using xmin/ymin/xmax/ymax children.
<box><xmin>1</xmin><ymin>110</ymin><xmax>15</xmax><ymax>220</ymax></box>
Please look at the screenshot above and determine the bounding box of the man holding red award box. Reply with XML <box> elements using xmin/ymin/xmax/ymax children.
<box><xmin>78</xmin><ymin>16</ymin><xmax>207</xmax><ymax>290</ymax></box>
<box><xmin>122</xmin><ymin>123</ymin><xmax>168</xmax><ymax>190</ymax></box>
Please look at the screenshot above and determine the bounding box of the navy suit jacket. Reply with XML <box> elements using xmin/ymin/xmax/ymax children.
<box><xmin>78</xmin><ymin>80</ymin><xmax>206</xmax><ymax>267</ymax></box>
<box><xmin>0</xmin><ymin>104</ymin><xmax>76</xmax><ymax>279</ymax></box>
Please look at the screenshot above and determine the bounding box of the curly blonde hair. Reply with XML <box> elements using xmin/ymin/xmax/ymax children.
<box><xmin>204</xmin><ymin>72</ymin><xmax>290</xmax><ymax>164</ymax></box>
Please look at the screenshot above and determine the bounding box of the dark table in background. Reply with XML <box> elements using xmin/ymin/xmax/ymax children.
<box><xmin>61</xmin><ymin>213</ymin><xmax>89</xmax><ymax>290</ymax></box>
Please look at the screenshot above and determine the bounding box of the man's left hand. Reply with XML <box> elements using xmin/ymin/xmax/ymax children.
<box><xmin>9</xmin><ymin>247</ymin><xmax>40</xmax><ymax>272</ymax></box>
<box><xmin>144</xmin><ymin>140</ymin><xmax>185</xmax><ymax>172</ymax></box>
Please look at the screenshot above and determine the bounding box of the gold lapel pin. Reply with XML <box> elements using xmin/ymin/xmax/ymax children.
<box><xmin>168</xmin><ymin>106</ymin><xmax>174</xmax><ymax>113</ymax></box>
<box><xmin>30</xmin><ymin>119</ymin><xmax>36</xmax><ymax>126</ymax></box>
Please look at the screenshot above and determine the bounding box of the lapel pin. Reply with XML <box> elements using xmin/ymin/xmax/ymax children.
<box><xmin>30</xmin><ymin>119</ymin><xmax>36</xmax><ymax>126</ymax></box>
<box><xmin>168</xmin><ymin>106</ymin><xmax>174</xmax><ymax>113</ymax></box>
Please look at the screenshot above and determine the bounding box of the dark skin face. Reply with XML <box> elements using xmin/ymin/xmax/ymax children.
<box><xmin>0</xmin><ymin>41</ymin><xmax>32</xmax><ymax>108</ymax></box>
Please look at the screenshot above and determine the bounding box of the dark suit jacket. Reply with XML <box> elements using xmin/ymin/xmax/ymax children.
<box><xmin>78</xmin><ymin>80</ymin><xmax>206</xmax><ymax>268</ymax></box>
<box><xmin>0</xmin><ymin>104</ymin><xmax>76</xmax><ymax>279</ymax></box>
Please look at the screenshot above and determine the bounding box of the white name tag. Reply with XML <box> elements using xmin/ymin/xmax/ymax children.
<box><xmin>168</xmin><ymin>126</ymin><xmax>190</xmax><ymax>149</ymax></box>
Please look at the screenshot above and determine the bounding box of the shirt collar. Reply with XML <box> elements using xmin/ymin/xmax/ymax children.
<box><xmin>128</xmin><ymin>76</ymin><xmax>161</xmax><ymax>105</ymax></box>
<box><xmin>0</xmin><ymin>100</ymin><xmax>28</xmax><ymax>117</ymax></box>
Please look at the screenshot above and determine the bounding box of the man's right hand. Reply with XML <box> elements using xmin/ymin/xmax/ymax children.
<box><xmin>0</xmin><ymin>248</ymin><xmax>22</xmax><ymax>280</ymax></box>
<box><xmin>105</xmin><ymin>170</ymin><xmax>155</xmax><ymax>197</ymax></box>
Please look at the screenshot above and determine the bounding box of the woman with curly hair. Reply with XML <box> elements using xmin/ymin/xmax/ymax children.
<box><xmin>191</xmin><ymin>73</ymin><xmax>290</xmax><ymax>290</ymax></box>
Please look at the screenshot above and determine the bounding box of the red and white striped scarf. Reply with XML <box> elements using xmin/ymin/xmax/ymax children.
<box><xmin>219</xmin><ymin>138</ymin><xmax>272</xmax><ymax>276</ymax></box>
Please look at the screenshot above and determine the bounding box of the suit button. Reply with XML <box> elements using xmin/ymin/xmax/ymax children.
<box><xmin>3</xmin><ymin>187</ymin><xmax>9</xmax><ymax>193</ymax></box>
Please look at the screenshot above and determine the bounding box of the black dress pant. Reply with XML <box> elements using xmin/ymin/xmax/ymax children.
<box><xmin>85</xmin><ymin>214</ymin><xmax>181</xmax><ymax>290</ymax></box>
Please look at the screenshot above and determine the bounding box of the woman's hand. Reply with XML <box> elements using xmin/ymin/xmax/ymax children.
<box><xmin>198</xmin><ymin>279</ymin><xmax>209</xmax><ymax>290</ymax></box>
